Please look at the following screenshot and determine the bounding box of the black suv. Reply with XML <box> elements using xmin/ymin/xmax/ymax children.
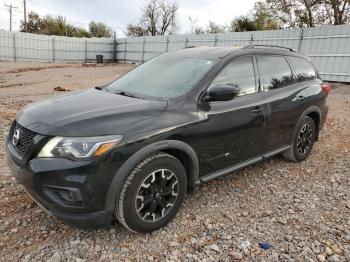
<box><xmin>6</xmin><ymin>45</ymin><xmax>330</xmax><ymax>233</ymax></box>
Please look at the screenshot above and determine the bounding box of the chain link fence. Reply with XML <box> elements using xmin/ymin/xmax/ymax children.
<box><xmin>1</xmin><ymin>25</ymin><xmax>350</xmax><ymax>82</ymax></box>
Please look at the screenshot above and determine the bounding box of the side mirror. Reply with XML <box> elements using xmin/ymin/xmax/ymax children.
<box><xmin>204</xmin><ymin>84</ymin><xmax>240</xmax><ymax>102</ymax></box>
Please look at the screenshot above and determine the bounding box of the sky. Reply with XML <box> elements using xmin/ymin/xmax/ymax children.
<box><xmin>0</xmin><ymin>0</ymin><xmax>257</xmax><ymax>36</ymax></box>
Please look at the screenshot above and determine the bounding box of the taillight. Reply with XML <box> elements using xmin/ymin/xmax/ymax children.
<box><xmin>321</xmin><ymin>83</ymin><xmax>331</xmax><ymax>96</ymax></box>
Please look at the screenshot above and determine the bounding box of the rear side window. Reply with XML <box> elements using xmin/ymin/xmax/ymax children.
<box><xmin>210</xmin><ymin>56</ymin><xmax>257</xmax><ymax>97</ymax></box>
<box><xmin>288</xmin><ymin>56</ymin><xmax>316</xmax><ymax>82</ymax></box>
<box><xmin>257</xmin><ymin>56</ymin><xmax>294</xmax><ymax>91</ymax></box>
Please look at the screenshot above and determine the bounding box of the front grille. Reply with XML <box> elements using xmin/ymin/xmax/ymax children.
<box><xmin>12</xmin><ymin>122</ymin><xmax>37</xmax><ymax>155</ymax></box>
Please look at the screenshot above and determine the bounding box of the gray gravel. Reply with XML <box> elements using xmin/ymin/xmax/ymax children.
<box><xmin>0</xmin><ymin>62</ymin><xmax>349</xmax><ymax>261</ymax></box>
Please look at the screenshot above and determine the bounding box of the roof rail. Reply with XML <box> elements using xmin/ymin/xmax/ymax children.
<box><xmin>243</xmin><ymin>44</ymin><xmax>296</xmax><ymax>52</ymax></box>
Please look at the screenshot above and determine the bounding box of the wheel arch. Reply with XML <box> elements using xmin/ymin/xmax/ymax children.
<box><xmin>293</xmin><ymin>106</ymin><xmax>322</xmax><ymax>143</ymax></box>
<box><xmin>105</xmin><ymin>140</ymin><xmax>200</xmax><ymax>214</ymax></box>
<box><xmin>306</xmin><ymin>111</ymin><xmax>321</xmax><ymax>140</ymax></box>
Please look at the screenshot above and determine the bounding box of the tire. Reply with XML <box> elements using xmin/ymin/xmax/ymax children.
<box><xmin>283</xmin><ymin>116</ymin><xmax>316</xmax><ymax>162</ymax></box>
<box><xmin>115</xmin><ymin>152</ymin><xmax>187</xmax><ymax>233</ymax></box>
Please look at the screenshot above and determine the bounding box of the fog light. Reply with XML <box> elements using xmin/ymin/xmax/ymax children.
<box><xmin>44</xmin><ymin>186</ymin><xmax>82</xmax><ymax>206</ymax></box>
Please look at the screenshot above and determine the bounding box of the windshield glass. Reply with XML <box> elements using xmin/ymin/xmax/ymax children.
<box><xmin>106</xmin><ymin>54</ymin><xmax>215</xmax><ymax>99</ymax></box>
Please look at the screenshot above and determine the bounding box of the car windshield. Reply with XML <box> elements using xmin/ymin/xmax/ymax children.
<box><xmin>105</xmin><ymin>54</ymin><xmax>215</xmax><ymax>99</ymax></box>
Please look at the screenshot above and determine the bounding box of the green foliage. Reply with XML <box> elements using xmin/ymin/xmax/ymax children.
<box><xmin>230</xmin><ymin>16</ymin><xmax>259</xmax><ymax>32</ymax></box>
<box><xmin>229</xmin><ymin>2</ymin><xmax>279</xmax><ymax>32</ymax></box>
<box><xmin>253</xmin><ymin>2</ymin><xmax>280</xmax><ymax>30</ymax></box>
<box><xmin>89</xmin><ymin>21</ymin><xmax>112</xmax><ymax>38</ymax></box>
<box><xmin>20</xmin><ymin>12</ymin><xmax>112</xmax><ymax>38</ymax></box>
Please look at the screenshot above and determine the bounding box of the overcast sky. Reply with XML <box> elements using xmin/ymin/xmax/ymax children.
<box><xmin>0</xmin><ymin>0</ymin><xmax>257</xmax><ymax>36</ymax></box>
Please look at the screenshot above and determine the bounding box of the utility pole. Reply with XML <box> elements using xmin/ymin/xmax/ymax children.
<box><xmin>4</xmin><ymin>4</ymin><xmax>18</xmax><ymax>31</ymax></box>
<box><xmin>23</xmin><ymin>0</ymin><xmax>27</xmax><ymax>32</ymax></box>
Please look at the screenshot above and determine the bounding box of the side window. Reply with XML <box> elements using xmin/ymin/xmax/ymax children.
<box><xmin>257</xmin><ymin>56</ymin><xmax>294</xmax><ymax>91</ymax></box>
<box><xmin>288</xmin><ymin>56</ymin><xmax>316</xmax><ymax>82</ymax></box>
<box><xmin>210</xmin><ymin>56</ymin><xmax>257</xmax><ymax>97</ymax></box>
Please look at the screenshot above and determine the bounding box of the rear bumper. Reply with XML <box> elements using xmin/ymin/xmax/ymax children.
<box><xmin>6</xmin><ymin>149</ymin><xmax>114</xmax><ymax>229</ymax></box>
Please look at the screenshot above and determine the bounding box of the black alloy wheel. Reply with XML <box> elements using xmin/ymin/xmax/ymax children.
<box><xmin>116</xmin><ymin>153</ymin><xmax>187</xmax><ymax>233</ymax></box>
<box><xmin>135</xmin><ymin>168</ymin><xmax>179</xmax><ymax>222</ymax></box>
<box><xmin>283</xmin><ymin>116</ymin><xmax>316</xmax><ymax>162</ymax></box>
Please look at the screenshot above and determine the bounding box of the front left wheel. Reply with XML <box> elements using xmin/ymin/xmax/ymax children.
<box><xmin>115</xmin><ymin>153</ymin><xmax>187</xmax><ymax>233</ymax></box>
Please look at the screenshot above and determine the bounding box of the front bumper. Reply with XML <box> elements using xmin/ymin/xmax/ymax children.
<box><xmin>6</xmin><ymin>148</ymin><xmax>115</xmax><ymax>229</ymax></box>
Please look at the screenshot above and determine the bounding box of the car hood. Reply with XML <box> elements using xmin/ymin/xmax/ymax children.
<box><xmin>16</xmin><ymin>89</ymin><xmax>168</xmax><ymax>136</ymax></box>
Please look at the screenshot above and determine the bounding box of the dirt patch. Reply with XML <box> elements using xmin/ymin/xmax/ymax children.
<box><xmin>4</xmin><ymin>65</ymin><xmax>75</xmax><ymax>74</ymax></box>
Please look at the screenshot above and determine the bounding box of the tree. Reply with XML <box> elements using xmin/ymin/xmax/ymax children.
<box><xmin>230</xmin><ymin>16</ymin><xmax>259</xmax><ymax>32</ymax></box>
<box><xmin>89</xmin><ymin>21</ymin><xmax>112</xmax><ymax>38</ymax></box>
<box><xmin>263</xmin><ymin>0</ymin><xmax>350</xmax><ymax>28</ymax></box>
<box><xmin>126</xmin><ymin>0</ymin><xmax>178</xmax><ymax>36</ymax></box>
<box><xmin>20</xmin><ymin>12</ymin><xmax>112</xmax><ymax>38</ymax></box>
<box><xmin>20</xmin><ymin>11</ymin><xmax>44</xmax><ymax>33</ymax></box>
<box><xmin>253</xmin><ymin>2</ymin><xmax>280</xmax><ymax>30</ymax></box>
<box><xmin>206</xmin><ymin>21</ymin><xmax>226</xmax><ymax>34</ymax></box>
<box><xmin>194</xmin><ymin>26</ymin><xmax>205</xmax><ymax>34</ymax></box>
<box><xmin>323</xmin><ymin>0</ymin><xmax>350</xmax><ymax>25</ymax></box>
<box><xmin>228</xmin><ymin>2</ymin><xmax>280</xmax><ymax>32</ymax></box>
<box><xmin>126</xmin><ymin>23</ymin><xmax>148</xmax><ymax>37</ymax></box>
<box><xmin>265</xmin><ymin>0</ymin><xmax>299</xmax><ymax>28</ymax></box>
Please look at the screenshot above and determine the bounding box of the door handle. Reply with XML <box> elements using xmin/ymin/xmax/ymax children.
<box><xmin>297</xmin><ymin>95</ymin><xmax>305</xmax><ymax>101</ymax></box>
<box><xmin>250</xmin><ymin>107</ymin><xmax>263</xmax><ymax>114</ymax></box>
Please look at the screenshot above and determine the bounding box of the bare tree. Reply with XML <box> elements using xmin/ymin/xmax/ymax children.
<box><xmin>158</xmin><ymin>0</ymin><xmax>178</xmax><ymax>35</ymax></box>
<box><xmin>206</xmin><ymin>21</ymin><xmax>226</xmax><ymax>34</ymax></box>
<box><xmin>323</xmin><ymin>0</ymin><xmax>350</xmax><ymax>24</ymax></box>
<box><xmin>298</xmin><ymin>0</ymin><xmax>322</xmax><ymax>27</ymax></box>
<box><xmin>266</xmin><ymin>0</ymin><xmax>297</xmax><ymax>28</ymax></box>
<box><xmin>127</xmin><ymin>0</ymin><xmax>178</xmax><ymax>36</ymax></box>
<box><xmin>266</xmin><ymin>0</ymin><xmax>349</xmax><ymax>27</ymax></box>
<box><xmin>194</xmin><ymin>26</ymin><xmax>205</xmax><ymax>34</ymax></box>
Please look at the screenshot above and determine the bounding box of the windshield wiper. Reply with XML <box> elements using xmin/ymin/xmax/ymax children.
<box><xmin>113</xmin><ymin>90</ymin><xmax>141</xmax><ymax>99</ymax></box>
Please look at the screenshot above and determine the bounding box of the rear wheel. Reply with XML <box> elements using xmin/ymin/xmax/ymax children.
<box><xmin>283</xmin><ymin>116</ymin><xmax>316</xmax><ymax>162</ymax></box>
<box><xmin>115</xmin><ymin>153</ymin><xmax>187</xmax><ymax>233</ymax></box>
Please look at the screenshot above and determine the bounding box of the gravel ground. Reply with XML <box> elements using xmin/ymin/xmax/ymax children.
<box><xmin>0</xmin><ymin>62</ymin><xmax>349</xmax><ymax>262</ymax></box>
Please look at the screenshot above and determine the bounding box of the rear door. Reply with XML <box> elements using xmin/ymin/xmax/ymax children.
<box><xmin>197</xmin><ymin>56</ymin><xmax>268</xmax><ymax>177</ymax></box>
<box><xmin>257</xmin><ymin>55</ymin><xmax>313</xmax><ymax>151</ymax></box>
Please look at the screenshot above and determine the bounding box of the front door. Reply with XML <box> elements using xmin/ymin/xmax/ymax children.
<box><xmin>196</xmin><ymin>56</ymin><xmax>268</xmax><ymax>177</ymax></box>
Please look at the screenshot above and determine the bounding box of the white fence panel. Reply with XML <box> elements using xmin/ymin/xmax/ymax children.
<box><xmin>1</xmin><ymin>25</ymin><xmax>350</xmax><ymax>82</ymax></box>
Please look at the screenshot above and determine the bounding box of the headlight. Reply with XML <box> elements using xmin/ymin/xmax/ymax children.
<box><xmin>37</xmin><ymin>135</ymin><xmax>122</xmax><ymax>159</ymax></box>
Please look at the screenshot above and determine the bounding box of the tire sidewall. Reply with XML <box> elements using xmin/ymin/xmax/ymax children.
<box><xmin>292</xmin><ymin>116</ymin><xmax>316</xmax><ymax>162</ymax></box>
<box><xmin>120</xmin><ymin>155</ymin><xmax>187</xmax><ymax>233</ymax></box>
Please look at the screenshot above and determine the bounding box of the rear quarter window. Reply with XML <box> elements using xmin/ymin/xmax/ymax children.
<box><xmin>288</xmin><ymin>56</ymin><xmax>316</xmax><ymax>82</ymax></box>
<box><xmin>257</xmin><ymin>55</ymin><xmax>294</xmax><ymax>91</ymax></box>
